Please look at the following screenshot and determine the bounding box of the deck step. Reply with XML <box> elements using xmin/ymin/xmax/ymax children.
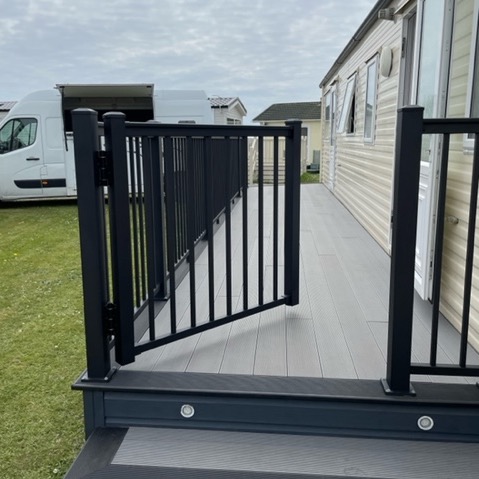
<box><xmin>74</xmin><ymin>370</ymin><xmax>479</xmax><ymax>443</ymax></box>
<box><xmin>66</xmin><ymin>426</ymin><xmax>479</xmax><ymax>478</ymax></box>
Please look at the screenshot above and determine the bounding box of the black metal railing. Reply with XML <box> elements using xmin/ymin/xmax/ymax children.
<box><xmin>72</xmin><ymin>109</ymin><xmax>302</xmax><ymax>381</ymax></box>
<box><xmin>384</xmin><ymin>106</ymin><xmax>479</xmax><ymax>395</ymax></box>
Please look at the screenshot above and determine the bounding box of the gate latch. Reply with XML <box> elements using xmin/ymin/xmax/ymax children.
<box><xmin>104</xmin><ymin>302</ymin><xmax>117</xmax><ymax>337</ymax></box>
<box><xmin>95</xmin><ymin>150</ymin><xmax>111</xmax><ymax>187</ymax></box>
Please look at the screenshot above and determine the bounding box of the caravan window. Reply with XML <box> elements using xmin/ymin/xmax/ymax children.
<box><xmin>0</xmin><ymin>118</ymin><xmax>38</xmax><ymax>154</ymax></box>
<box><xmin>364</xmin><ymin>56</ymin><xmax>378</xmax><ymax>142</ymax></box>
<box><xmin>324</xmin><ymin>93</ymin><xmax>331</xmax><ymax>121</ymax></box>
<box><xmin>337</xmin><ymin>75</ymin><xmax>356</xmax><ymax>134</ymax></box>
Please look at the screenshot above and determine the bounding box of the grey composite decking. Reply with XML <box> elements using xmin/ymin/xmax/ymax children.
<box><xmin>123</xmin><ymin>184</ymin><xmax>479</xmax><ymax>383</ymax></box>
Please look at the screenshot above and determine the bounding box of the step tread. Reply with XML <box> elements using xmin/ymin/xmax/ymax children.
<box><xmin>68</xmin><ymin>426</ymin><xmax>479</xmax><ymax>478</ymax></box>
<box><xmin>114</xmin><ymin>427</ymin><xmax>478</xmax><ymax>478</ymax></box>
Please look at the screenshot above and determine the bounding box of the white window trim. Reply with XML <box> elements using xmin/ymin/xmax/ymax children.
<box><xmin>364</xmin><ymin>55</ymin><xmax>379</xmax><ymax>143</ymax></box>
<box><xmin>337</xmin><ymin>74</ymin><xmax>357</xmax><ymax>134</ymax></box>
<box><xmin>326</xmin><ymin>85</ymin><xmax>337</xmax><ymax>146</ymax></box>
<box><xmin>464</xmin><ymin>0</ymin><xmax>479</xmax><ymax>150</ymax></box>
<box><xmin>324</xmin><ymin>92</ymin><xmax>331</xmax><ymax>121</ymax></box>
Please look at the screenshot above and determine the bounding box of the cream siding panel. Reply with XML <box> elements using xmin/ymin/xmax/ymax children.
<box><xmin>225</xmin><ymin>106</ymin><xmax>244</xmax><ymax>124</ymax></box>
<box><xmin>212</xmin><ymin>105</ymin><xmax>244</xmax><ymax>125</ymax></box>
<box><xmin>321</xmin><ymin>7</ymin><xmax>402</xmax><ymax>251</ymax></box>
<box><xmin>213</xmin><ymin>108</ymin><xmax>225</xmax><ymax>124</ymax></box>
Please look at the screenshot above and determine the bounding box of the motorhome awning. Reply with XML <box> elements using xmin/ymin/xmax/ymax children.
<box><xmin>56</xmin><ymin>84</ymin><xmax>154</xmax><ymax>98</ymax></box>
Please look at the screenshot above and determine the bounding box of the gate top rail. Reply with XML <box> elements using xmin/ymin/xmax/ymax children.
<box><xmin>119</xmin><ymin>121</ymin><xmax>296</xmax><ymax>139</ymax></box>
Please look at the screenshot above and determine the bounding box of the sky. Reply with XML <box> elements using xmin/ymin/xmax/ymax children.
<box><xmin>0</xmin><ymin>0</ymin><xmax>376</xmax><ymax>122</ymax></box>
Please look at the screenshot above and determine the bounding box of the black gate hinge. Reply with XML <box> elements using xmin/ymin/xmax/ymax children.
<box><xmin>104</xmin><ymin>302</ymin><xmax>117</xmax><ymax>337</ymax></box>
<box><xmin>95</xmin><ymin>150</ymin><xmax>111</xmax><ymax>187</ymax></box>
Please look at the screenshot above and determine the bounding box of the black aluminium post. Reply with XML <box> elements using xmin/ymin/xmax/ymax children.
<box><xmin>382</xmin><ymin>106</ymin><xmax>424</xmax><ymax>396</ymax></box>
<box><xmin>72</xmin><ymin>108</ymin><xmax>114</xmax><ymax>381</ymax></box>
<box><xmin>103</xmin><ymin>112</ymin><xmax>135</xmax><ymax>366</ymax></box>
<box><xmin>284</xmin><ymin>120</ymin><xmax>302</xmax><ymax>306</ymax></box>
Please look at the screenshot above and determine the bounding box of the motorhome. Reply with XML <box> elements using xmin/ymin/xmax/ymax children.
<box><xmin>0</xmin><ymin>84</ymin><xmax>214</xmax><ymax>201</ymax></box>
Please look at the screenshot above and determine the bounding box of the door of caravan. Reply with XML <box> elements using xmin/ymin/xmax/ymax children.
<box><xmin>0</xmin><ymin>116</ymin><xmax>44</xmax><ymax>199</ymax></box>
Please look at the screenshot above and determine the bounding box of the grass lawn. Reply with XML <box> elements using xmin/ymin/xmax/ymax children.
<box><xmin>300</xmin><ymin>171</ymin><xmax>320</xmax><ymax>184</ymax></box>
<box><xmin>0</xmin><ymin>200</ymin><xmax>85</xmax><ymax>479</ymax></box>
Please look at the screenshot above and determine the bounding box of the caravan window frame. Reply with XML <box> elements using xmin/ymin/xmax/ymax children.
<box><xmin>364</xmin><ymin>56</ymin><xmax>378</xmax><ymax>143</ymax></box>
<box><xmin>465</xmin><ymin>1</ymin><xmax>479</xmax><ymax>149</ymax></box>
<box><xmin>337</xmin><ymin>74</ymin><xmax>357</xmax><ymax>135</ymax></box>
<box><xmin>324</xmin><ymin>93</ymin><xmax>331</xmax><ymax>121</ymax></box>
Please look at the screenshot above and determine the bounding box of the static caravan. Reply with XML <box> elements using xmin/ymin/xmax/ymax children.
<box><xmin>0</xmin><ymin>85</ymin><xmax>213</xmax><ymax>201</ymax></box>
<box><xmin>208</xmin><ymin>96</ymin><xmax>247</xmax><ymax>125</ymax></box>
<box><xmin>0</xmin><ymin>101</ymin><xmax>16</xmax><ymax>122</ymax></box>
<box><xmin>320</xmin><ymin>0</ymin><xmax>479</xmax><ymax>349</ymax></box>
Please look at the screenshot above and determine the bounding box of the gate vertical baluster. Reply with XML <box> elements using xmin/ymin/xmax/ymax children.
<box><xmin>429</xmin><ymin>133</ymin><xmax>450</xmax><ymax>366</ymax></box>
<box><xmin>240</xmin><ymin>136</ymin><xmax>249</xmax><ymax>310</ymax></box>
<box><xmin>142</xmin><ymin>136</ymin><xmax>157</xmax><ymax>340</ymax></box>
<box><xmin>204</xmin><ymin>136</ymin><xmax>215</xmax><ymax>322</ymax></box>
<box><xmin>164</xmin><ymin>136</ymin><xmax>177</xmax><ymax>334</ymax></box>
<box><xmin>135</xmin><ymin>137</ymin><xmax>147</xmax><ymax>301</ymax></box>
<box><xmin>273</xmin><ymin>136</ymin><xmax>279</xmax><ymax>301</ymax></box>
<box><xmin>383</xmin><ymin>106</ymin><xmax>424</xmax><ymax>395</ymax></box>
<box><xmin>225</xmin><ymin>136</ymin><xmax>233</xmax><ymax>316</ymax></box>
<box><xmin>258</xmin><ymin>136</ymin><xmax>264</xmax><ymax>305</ymax></box>
<box><xmin>128</xmin><ymin>137</ymin><xmax>141</xmax><ymax>308</ymax></box>
<box><xmin>186</xmin><ymin>137</ymin><xmax>197</xmax><ymax>327</ymax></box>
<box><xmin>148</xmin><ymin>132</ymin><xmax>167</xmax><ymax>300</ymax></box>
<box><xmin>72</xmin><ymin>109</ymin><xmax>114</xmax><ymax>380</ymax></box>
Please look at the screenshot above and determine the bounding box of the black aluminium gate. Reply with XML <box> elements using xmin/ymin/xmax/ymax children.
<box><xmin>72</xmin><ymin>109</ymin><xmax>302</xmax><ymax>381</ymax></box>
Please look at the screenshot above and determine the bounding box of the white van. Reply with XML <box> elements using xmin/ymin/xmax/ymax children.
<box><xmin>0</xmin><ymin>84</ymin><xmax>214</xmax><ymax>201</ymax></box>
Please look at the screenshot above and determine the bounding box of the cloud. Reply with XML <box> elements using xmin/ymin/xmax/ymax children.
<box><xmin>0</xmin><ymin>0</ymin><xmax>376</xmax><ymax>120</ymax></box>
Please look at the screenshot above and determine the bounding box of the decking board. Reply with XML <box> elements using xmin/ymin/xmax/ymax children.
<box><xmin>121</xmin><ymin>184</ymin><xmax>478</xmax><ymax>383</ymax></box>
